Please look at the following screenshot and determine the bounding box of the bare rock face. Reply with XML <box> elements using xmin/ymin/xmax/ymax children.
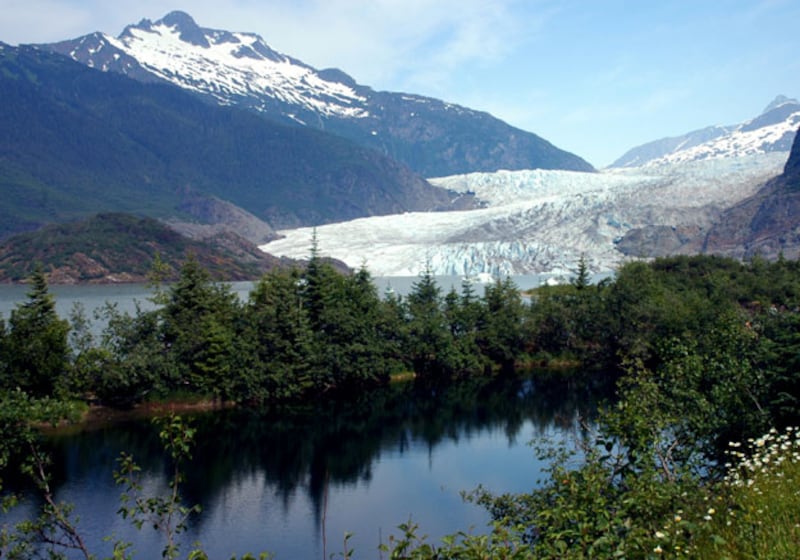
<box><xmin>166</xmin><ymin>194</ymin><xmax>280</xmax><ymax>245</ymax></box>
<box><xmin>703</xmin><ymin>126</ymin><xmax>800</xmax><ymax>259</ymax></box>
<box><xmin>615</xmin><ymin>225</ymin><xmax>706</xmax><ymax>258</ymax></box>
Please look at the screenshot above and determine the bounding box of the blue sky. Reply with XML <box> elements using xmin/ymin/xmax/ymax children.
<box><xmin>2</xmin><ymin>0</ymin><xmax>799</xmax><ymax>167</ymax></box>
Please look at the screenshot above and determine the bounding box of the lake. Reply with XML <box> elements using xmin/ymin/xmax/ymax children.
<box><xmin>0</xmin><ymin>280</ymin><xmax>596</xmax><ymax>559</ymax></box>
<box><xmin>6</xmin><ymin>377</ymin><xmax>597</xmax><ymax>560</ymax></box>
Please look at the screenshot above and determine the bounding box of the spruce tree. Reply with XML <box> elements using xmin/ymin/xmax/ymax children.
<box><xmin>406</xmin><ymin>266</ymin><xmax>456</xmax><ymax>379</ymax></box>
<box><xmin>246</xmin><ymin>268</ymin><xmax>314</xmax><ymax>400</ymax></box>
<box><xmin>162</xmin><ymin>256</ymin><xmax>239</xmax><ymax>397</ymax></box>
<box><xmin>6</xmin><ymin>266</ymin><xmax>69</xmax><ymax>397</ymax></box>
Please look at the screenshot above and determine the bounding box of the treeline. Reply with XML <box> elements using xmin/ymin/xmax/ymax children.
<box><xmin>1</xmin><ymin>252</ymin><xmax>800</xmax><ymax>420</ymax></box>
<box><xmin>2</xmin><ymin>252</ymin><xmax>800</xmax><ymax>558</ymax></box>
<box><xmin>0</xmin><ymin>246</ymin><xmax>526</xmax><ymax>408</ymax></box>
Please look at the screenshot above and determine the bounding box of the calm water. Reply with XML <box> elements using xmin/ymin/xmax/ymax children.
<box><xmin>7</xmin><ymin>378</ymin><xmax>596</xmax><ymax>559</ymax></box>
<box><xmin>0</xmin><ymin>281</ymin><xmax>595</xmax><ymax>559</ymax></box>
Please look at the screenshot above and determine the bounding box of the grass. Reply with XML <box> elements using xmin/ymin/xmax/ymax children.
<box><xmin>653</xmin><ymin>427</ymin><xmax>800</xmax><ymax>559</ymax></box>
<box><xmin>705</xmin><ymin>427</ymin><xmax>800</xmax><ymax>559</ymax></box>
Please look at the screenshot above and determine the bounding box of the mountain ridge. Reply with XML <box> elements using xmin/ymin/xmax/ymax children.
<box><xmin>611</xmin><ymin>96</ymin><xmax>800</xmax><ymax>168</ymax></box>
<box><xmin>38</xmin><ymin>10</ymin><xmax>594</xmax><ymax>177</ymax></box>
<box><xmin>0</xmin><ymin>43</ymin><xmax>460</xmax><ymax>240</ymax></box>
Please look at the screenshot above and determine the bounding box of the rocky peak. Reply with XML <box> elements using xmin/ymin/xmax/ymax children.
<box><xmin>762</xmin><ymin>95</ymin><xmax>799</xmax><ymax>114</ymax></box>
<box><xmin>157</xmin><ymin>11</ymin><xmax>209</xmax><ymax>47</ymax></box>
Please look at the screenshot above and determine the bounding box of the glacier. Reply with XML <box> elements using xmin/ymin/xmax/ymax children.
<box><xmin>259</xmin><ymin>153</ymin><xmax>788</xmax><ymax>278</ymax></box>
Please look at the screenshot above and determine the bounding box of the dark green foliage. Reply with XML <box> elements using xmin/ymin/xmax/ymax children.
<box><xmin>3</xmin><ymin>267</ymin><xmax>69</xmax><ymax>397</ymax></box>
<box><xmin>442</xmin><ymin>282</ymin><xmax>486</xmax><ymax>376</ymax></box>
<box><xmin>478</xmin><ymin>278</ymin><xmax>526</xmax><ymax>373</ymax></box>
<box><xmin>754</xmin><ymin>307</ymin><xmax>800</xmax><ymax>428</ymax></box>
<box><xmin>243</xmin><ymin>268</ymin><xmax>314</xmax><ymax>400</ymax></box>
<box><xmin>160</xmin><ymin>257</ymin><xmax>241</xmax><ymax>399</ymax></box>
<box><xmin>0</xmin><ymin>316</ymin><xmax>7</xmax><ymax>390</ymax></box>
<box><xmin>0</xmin><ymin>389</ymin><xmax>82</xmax><ymax>501</ymax></box>
<box><xmin>92</xmin><ymin>302</ymin><xmax>176</xmax><ymax>407</ymax></box>
<box><xmin>2</xmin><ymin>253</ymin><xmax>799</xmax><ymax>437</ymax></box>
<box><xmin>2</xmin><ymin>253</ymin><xmax>800</xmax><ymax>558</ymax></box>
<box><xmin>405</xmin><ymin>267</ymin><xmax>460</xmax><ymax>379</ymax></box>
<box><xmin>302</xmin><ymin>243</ymin><xmax>393</xmax><ymax>391</ymax></box>
<box><xmin>526</xmin><ymin>281</ymin><xmax>610</xmax><ymax>366</ymax></box>
<box><xmin>571</xmin><ymin>253</ymin><xmax>591</xmax><ymax>290</ymax></box>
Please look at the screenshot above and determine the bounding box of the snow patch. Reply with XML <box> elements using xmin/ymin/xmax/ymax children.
<box><xmin>103</xmin><ymin>23</ymin><xmax>369</xmax><ymax>119</ymax></box>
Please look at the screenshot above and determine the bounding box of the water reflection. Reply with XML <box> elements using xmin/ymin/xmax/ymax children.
<box><xmin>33</xmin><ymin>374</ymin><xmax>598</xmax><ymax>558</ymax></box>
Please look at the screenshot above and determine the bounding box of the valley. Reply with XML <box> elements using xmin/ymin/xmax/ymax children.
<box><xmin>0</xmin><ymin>11</ymin><xmax>798</xmax><ymax>283</ymax></box>
<box><xmin>260</xmin><ymin>153</ymin><xmax>789</xmax><ymax>277</ymax></box>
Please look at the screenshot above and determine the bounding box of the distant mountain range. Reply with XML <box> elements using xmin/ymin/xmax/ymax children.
<box><xmin>611</xmin><ymin>96</ymin><xmax>800</xmax><ymax>168</ymax></box>
<box><xmin>38</xmin><ymin>10</ymin><xmax>593</xmax><ymax>177</ymax></box>
<box><xmin>261</xmin><ymin>94</ymin><xmax>800</xmax><ymax>277</ymax></box>
<box><xmin>2</xmin><ymin>9</ymin><xmax>798</xmax><ymax>281</ymax></box>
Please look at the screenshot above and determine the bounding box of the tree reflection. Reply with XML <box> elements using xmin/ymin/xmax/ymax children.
<box><xmin>41</xmin><ymin>372</ymin><xmax>602</xmax><ymax>545</ymax></box>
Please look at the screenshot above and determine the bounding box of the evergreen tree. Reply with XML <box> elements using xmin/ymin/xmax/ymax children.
<box><xmin>161</xmin><ymin>256</ymin><xmax>239</xmax><ymax>398</ymax></box>
<box><xmin>5</xmin><ymin>267</ymin><xmax>69</xmax><ymax>397</ymax></box>
<box><xmin>572</xmin><ymin>253</ymin><xmax>591</xmax><ymax>290</ymax></box>
<box><xmin>338</xmin><ymin>265</ymin><xmax>394</xmax><ymax>386</ymax></box>
<box><xmin>377</xmin><ymin>286</ymin><xmax>410</xmax><ymax>373</ymax></box>
<box><xmin>245</xmin><ymin>268</ymin><xmax>314</xmax><ymax>400</ymax></box>
<box><xmin>406</xmin><ymin>267</ymin><xmax>456</xmax><ymax>379</ymax></box>
<box><xmin>478</xmin><ymin>277</ymin><xmax>525</xmax><ymax>373</ymax></box>
<box><xmin>443</xmin><ymin>281</ymin><xmax>486</xmax><ymax>375</ymax></box>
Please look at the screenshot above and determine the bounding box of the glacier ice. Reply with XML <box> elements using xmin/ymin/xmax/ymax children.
<box><xmin>260</xmin><ymin>153</ymin><xmax>788</xmax><ymax>277</ymax></box>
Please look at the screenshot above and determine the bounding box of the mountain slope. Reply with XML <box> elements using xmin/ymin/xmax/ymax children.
<box><xmin>611</xmin><ymin>96</ymin><xmax>800</xmax><ymax>168</ymax></box>
<box><xmin>0</xmin><ymin>42</ymin><xmax>456</xmax><ymax>239</ymax></box>
<box><xmin>702</xmin><ymin>126</ymin><xmax>800</xmax><ymax>259</ymax></box>
<box><xmin>39</xmin><ymin>10</ymin><xmax>594</xmax><ymax>177</ymax></box>
<box><xmin>0</xmin><ymin>213</ymin><xmax>292</xmax><ymax>283</ymax></box>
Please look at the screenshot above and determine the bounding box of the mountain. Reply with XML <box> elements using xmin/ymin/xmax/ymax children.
<box><xmin>0</xmin><ymin>213</ymin><xmax>295</xmax><ymax>283</ymax></box>
<box><xmin>702</xmin><ymin>126</ymin><xmax>800</xmax><ymax>260</ymax></box>
<box><xmin>611</xmin><ymin>96</ymin><xmax>800</xmax><ymax>168</ymax></box>
<box><xmin>38</xmin><ymin>10</ymin><xmax>594</xmax><ymax>177</ymax></box>
<box><xmin>0</xmin><ymin>42</ymin><xmax>459</xmax><ymax>240</ymax></box>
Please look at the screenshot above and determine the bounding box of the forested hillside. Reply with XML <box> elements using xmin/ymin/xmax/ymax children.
<box><xmin>0</xmin><ymin>43</ymin><xmax>457</xmax><ymax>240</ymax></box>
<box><xmin>0</xmin><ymin>213</ymin><xmax>291</xmax><ymax>283</ymax></box>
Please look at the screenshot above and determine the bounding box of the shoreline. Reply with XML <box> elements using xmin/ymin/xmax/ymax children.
<box><xmin>40</xmin><ymin>398</ymin><xmax>237</xmax><ymax>435</ymax></box>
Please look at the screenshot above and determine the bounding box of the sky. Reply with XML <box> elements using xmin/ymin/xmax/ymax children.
<box><xmin>2</xmin><ymin>0</ymin><xmax>799</xmax><ymax>168</ymax></box>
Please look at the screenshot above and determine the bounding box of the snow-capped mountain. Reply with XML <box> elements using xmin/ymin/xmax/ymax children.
<box><xmin>0</xmin><ymin>42</ymin><xmax>459</xmax><ymax>240</ymax></box>
<box><xmin>39</xmin><ymin>11</ymin><xmax>593</xmax><ymax>177</ymax></box>
<box><xmin>611</xmin><ymin>96</ymin><xmax>800</xmax><ymax>168</ymax></box>
<box><xmin>260</xmin><ymin>153</ymin><xmax>788</xmax><ymax>278</ymax></box>
<box><xmin>48</xmin><ymin>11</ymin><xmax>368</xmax><ymax>121</ymax></box>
